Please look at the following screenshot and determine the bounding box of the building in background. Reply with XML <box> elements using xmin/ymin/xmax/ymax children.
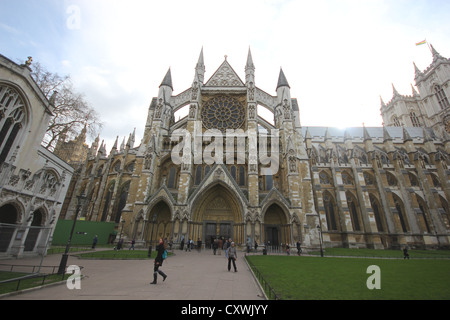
<box><xmin>60</xmin><ymin>47</ymin><xmax>449</xmax><ymax>250</ymax></box>
<box><xmin>0</xmin><ymin>55</ymin><xmax>74</xmax><ymax>258</ymax></box>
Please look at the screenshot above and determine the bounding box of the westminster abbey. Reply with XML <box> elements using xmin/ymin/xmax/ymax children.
<box><xmin>57</xmin><ymin>46</ymin><xmax>450</xmax><ymax>250</ymax></box>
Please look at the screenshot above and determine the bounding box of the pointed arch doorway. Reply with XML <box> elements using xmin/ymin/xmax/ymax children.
<box><xmin>263</xmin><ymin>203</ymin><xmax>290</xmax><ymax>249</ymax></box>
<box><xmin>192</xmin><ymin>184</ymin><xmax>244</xmax><ymax>247</ymax></box>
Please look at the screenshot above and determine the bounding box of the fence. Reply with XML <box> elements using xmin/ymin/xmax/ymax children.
<box><xmin>0</xmin><ymin>263</ymin><xmax>83</xmax><ymax>294</ymax></box>
<box><xmin>244</xmin><ymin>254</ymin><xmax>281</xmax><ymax>300</ymax></box>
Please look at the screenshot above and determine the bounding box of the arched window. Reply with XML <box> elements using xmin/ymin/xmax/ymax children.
<box><xmin>0</xmin><ymin>84</ymin><xmax>26</xmax><ymax>163</ymax></box>
<box><xmin>323</xmin><ymin>192</ymin><xmax>338</xmax><ymax>231</ymax></box>
<box><xmin>369</xmin><ymin>194</ymin><xmax>384</xmax><ymax>232</ymax></box>
<box><xmin>194</xmin><ymin>166</ymin><xmax>202</xmax><ymax>185</ymax></box>
<box><xmin>393</xmin><ymin>195</ymin><xmax>408</xmax><ymax>233</ymax></box>
<box><xmin>434</xmin><ymin>85</ymin><xmax>450</xmax><ymax>110</ymax></box>
<box><xmin>392</xmin><ymin>115</ymin><xmax>401</xmax><ymax>127</ymax></box>
<box><xmin>230</xmin><ymin>165</ymin><xmax>237</xmax><ymax>181</ymax></box>
<box><xmin>341</xmin><ymin>171</ymin><xmax>354</xmax><ymax>185</ymax></box>
<box><xmin>167</xmin><ymin>167</ymin><xmax>176</xmax><ymax>189</ymax></box>
<box><xmin>346</xmin><ymin>192</ymin><xmax>361</xmax><ymax>231</ymax></box>
<box><xmin>238</xmin><ymin>166</ymin><xmax>245</xmax><ymax>186</ymax></box>
<box><xmin>409</xmin><ymin>111</ymin><xmax>421</xmax><ymax>127</ymax></box>
<box><xmin>416</xmin><ymin>195</ymin><xmax>431</xmax><ymax>233</ymax></box>
<box><xmin>319</xmin><ymin>171</ymin><xmax>331</xmax><ymax>184</ymax></box>
<box><xmin>114</xmin><ymin>182</ymin><xmax>130</xmax><ymax>223</ymax></box>
<box><xmin>386</xmin><ymin>172</ymin><xmax>397</xmax><ymax>186</ymax></box>
<box><xmin>363</xmin><ymin>172</ymin><xmax>374</xmax><ymax>185</ymax></box>
<box><xmin>101</xmin><ymin>182</ymin><xmax>115</xmax><ymax>221</ymax></box>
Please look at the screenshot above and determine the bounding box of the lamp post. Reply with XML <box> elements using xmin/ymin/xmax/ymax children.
<box><xmin>117</xmin><ymin>218</ymin><xmax>125</xmax><ymax>249</ymax></box>
<box><xmin>317</xmin><ymin>224</ymin><xmax>324</xmax><ymax>257</ymax></box>
<box><xmin>148</xmin><ymin>213</ymin><xmax>157</xmax><ymax>257</ymax></box>
<box><xmin>58</xmin><ymin>193</ymin><xmax>86</xmax><ymax>274</ymax></box>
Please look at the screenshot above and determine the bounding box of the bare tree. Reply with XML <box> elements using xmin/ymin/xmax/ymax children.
<box><xmin>30</xmin><ymin>62</ymin><xmax>103</xmax><ymax>151</ymax></box>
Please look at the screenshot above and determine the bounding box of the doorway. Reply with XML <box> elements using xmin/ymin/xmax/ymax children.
<box><xmin>205</xmin><ymin>222</ymin><xmax>232</xmax><ymax>248</ymax></box>
<box><xmin>265</xmin><ymin>226</ymin><xmax>279</xmax><ymax>247</ymax></box>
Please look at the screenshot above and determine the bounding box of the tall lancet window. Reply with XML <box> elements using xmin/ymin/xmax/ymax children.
<box><xmin>435</xmin><ymin>85</ymin><xmax>450</xmax><ymax>110</ymax></box>
<box><xmin>0</xmin><ymin>84</ymin><xmax>26</xmax><ymax>163</ymax></box>
<box><xmin>409</xmin><ymin>111</ymin><xmax>421</xmax><ymax>127</ymax></box>
<box><xmin>392</xmin><ymin>116</ymin><xmax>401</xmax><ymax>127</ymax></box>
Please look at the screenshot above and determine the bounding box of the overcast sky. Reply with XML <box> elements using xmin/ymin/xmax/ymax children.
<box><xmin>1</xmin><ymin>0</ymin><xmax>449</xmax><ymax>151</ymax></box>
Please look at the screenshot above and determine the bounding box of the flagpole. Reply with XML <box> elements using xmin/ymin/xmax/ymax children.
<box><xmin>425</xmin><ymin>39</ymin><xmax>433</xmax><ymax>54</ymax></box>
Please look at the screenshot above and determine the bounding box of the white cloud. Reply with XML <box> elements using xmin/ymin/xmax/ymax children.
<box><xmin>39</xmin><ymin>0</ymin><xmax>450</xmax><ymax>150</ymax></box>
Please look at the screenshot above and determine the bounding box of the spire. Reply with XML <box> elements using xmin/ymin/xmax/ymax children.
<box><xmin>245</xmin><ymin>46</ymin><xmax>255</xmax><ymax>84</ymax></box>
<box><xmin>403</xmin><ymin>127</ymin><xmax>412</xmax><ymax>142</ymax></box>
<box><xmin>411</xmin><ymin>84</ymin><xmax>419</xmax><ymax>97</ymax></box>
<box><xmin>430</xmin><ymin>44</ymin><xmax>444</xmax><ymax>62</ymax></box>
<box><xmin>126</xmin><ymin>128</ymin><xmax>136</xmax><ymax>149</ymax></box>
<box><xmin>383</xmin><ymin>126</ymin><xmax>392</xmax><ymax>142</ymax></box>
<box><xmin>245</xmin><ymin>47</ymin><xmax>255</xmax><ymax>71</ymax></box>
<box><xmin>392</xmin><ymin>83</ymin><xmax>399</xmax><ymax>97</ymax></box>
<box><xmin>305</xmin><ymin>127</ymin><xmax>311</xmax><ymax>139</ymax></box>
<box><xmin>413</xmin><ymin>62</ymin><xmax>423</xmax><ymax>79</ymax></box>
<box><xmin>422</xmin><ymin>127</ymin><xmax>433</xmax><ymax>142</ymax></box>
<box><xmin>363</xmin><ymin>125</ymin><xmax>372</xmax><ymax>141</ymax></box>
<box><xmin>159</xmin><ymin>68</ymin><xmax>173</xmax><ymax>90</ymax></box>
<box><xmin>98</xmin><ymin>140</ymin><xmax>106</xmax><ymax>155</ymax></box>
<box><xmin>110</xmin><ymin>136</ymin><xmax>118</xmax><ymax>155</ymax></box>
<box><xmin>380</xmin><ymin>96</ymin><xmax>386</xmax><ymax>108</ymax></box>
<box><xmin>195</xmin><ymin>47</ymin><xmax>205</xmax><ymax>84</ymax></box>
<box><xmin>276</xmin><ymin>68</ymin><xmax>290</xmax><ymax>90</ymax></box>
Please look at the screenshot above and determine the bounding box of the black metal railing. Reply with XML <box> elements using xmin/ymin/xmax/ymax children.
<box><xmin>0</xmin><ymin>264</ymin><xmax>83</xmax><ymax>294</ymax></box>
<box><xmin>245</xmin><ymin>255</ymin><xmax>281</xmax><ymax>300</ymax></box>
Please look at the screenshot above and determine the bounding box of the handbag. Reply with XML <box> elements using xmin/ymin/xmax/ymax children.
<box><xmin>162</xmin><ymin>249</ymin><xmax>167</xmax><ymax>259</ymax></box>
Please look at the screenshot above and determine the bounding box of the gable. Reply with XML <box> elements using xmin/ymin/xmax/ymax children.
<box><xmin>204</xmin><ymin>60</ymin><xmax>245</xmax><ymax>87</ymax></box>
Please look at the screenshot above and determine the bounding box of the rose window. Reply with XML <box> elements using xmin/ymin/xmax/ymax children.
<box><xmin>201</xmin><ymin>95</ymin><xmax>245</xmax><ymax>130</ymax></box>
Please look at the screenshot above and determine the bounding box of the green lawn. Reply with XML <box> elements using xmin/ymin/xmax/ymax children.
<box><xmin>0</xmin><ymin>272</ymin><xmax>69</xmax><ymax>295</ymax></box>
<box><xmin>308</xmin><ymin>247</ymin><xmax>450</xmax><ymax>259</ymax></box>
<box><xmin>246</xmin><ymin>255</ymin><xmax>450</xmax><ymax>300</ymax></box>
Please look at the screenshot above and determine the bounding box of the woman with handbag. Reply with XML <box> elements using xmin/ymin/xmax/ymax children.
<box><xmin>150</xmin><ymin>238</ymin><xmax>168</xmax><ymax>284</ymax></box>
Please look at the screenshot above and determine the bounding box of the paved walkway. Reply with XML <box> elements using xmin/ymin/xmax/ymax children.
<box><xmin>0</xmin><ymin>248</ymin><xmax>266</xmax><ymax>300</ymax></box>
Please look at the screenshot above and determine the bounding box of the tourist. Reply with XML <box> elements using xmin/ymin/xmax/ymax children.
<box><xmin>150</xmin><ymin>238</ymin><xmax>167</xmax><ymax>284</ymax></box>
<box><xmin>92</xmin><ymin>235</ymin><xmax>98</xmax><ymax>249</ymax></box>
<box><xmin>227</xmin><ymin>242</ymin><xmax>238</xmax><ymax>272</ymax></box>
<box><xmin>403</xmin><ymin>247</ymin><xmax>410</xmax><ymax>259</ymax></box>
<box><xmin>212</xmin><ymin>238</ymin><xmax>218</xmax><ymax>255</ymax></box>
<box><xmin>296</xmin><ymin>240</ymin><xmax>302</xmax><ymax>256</ymax></box>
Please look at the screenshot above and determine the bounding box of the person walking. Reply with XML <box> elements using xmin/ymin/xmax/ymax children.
<box><xmin>227</xmin><ymin>242</ymin><xmax>238</xmax><ymax>272</ymax></box>
<box><xmin>296</xmin><ymin>240</ymin><xmax>302</xmax><ymax>256</ymax></box>
<box><xmin>150</xmin><ymin>238</ymin><xmax>168</xmax><ymax>284</ymax></box>
<box><xmin>403</xmin><ymin>247</ymin><xmax>410</xmax><ymax>259</ymax></box>
<box><xmin>129</xmin><ymin>239</ymin><xmax>135</xmax><ymax>250</ymax></box>
<box><xmin>224</xmin><ymin>238</ymin><xmax>231</xmax><ymax>259</ymax></box>
<box><xmin>92</xmin><ymin>235</ymin><xmax>98</xmax><ymax>249</ymax></box>
<box><xmin>212</xmin><ymin>238</ymin><xmax>218</xmax><ymax>255</ymax></box>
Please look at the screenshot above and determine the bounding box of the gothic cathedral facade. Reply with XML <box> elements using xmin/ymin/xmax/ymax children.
<box><xmin>60</xmin><ymin>47</ymin><xmax>450</xmax><ymax>250</ymax></box>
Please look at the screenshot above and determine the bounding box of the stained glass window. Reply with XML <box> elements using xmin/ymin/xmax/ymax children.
<box><xmin>201</xmin><ymin>95</ymin><xmax>245</xmax><ymax>130</ymax></box>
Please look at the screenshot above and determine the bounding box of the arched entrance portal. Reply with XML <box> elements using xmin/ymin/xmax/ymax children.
<box><xmin>145</xmin><ymin>201</ymin><xmax>172</xmax><ymax>246</ymax></box>
<box><xmin>0</xmin><ymin>204</ymin><xmax>19</xmax><ymax>252</ymax></box>
<box><xmin>192</xmin><ymin>184</ymin><xmax>243</xmax><ymax>247</ymax></box>
<box><xmin>263</xmin><ymin>203</ymin><xmax>290</xmax><ymax>249</ymax></box>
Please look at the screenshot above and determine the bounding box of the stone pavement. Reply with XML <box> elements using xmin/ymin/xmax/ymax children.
<box><xmin>0</xmin><ymin>248</ymin><xmax>266</xmax><ymax>300</ymax></box>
